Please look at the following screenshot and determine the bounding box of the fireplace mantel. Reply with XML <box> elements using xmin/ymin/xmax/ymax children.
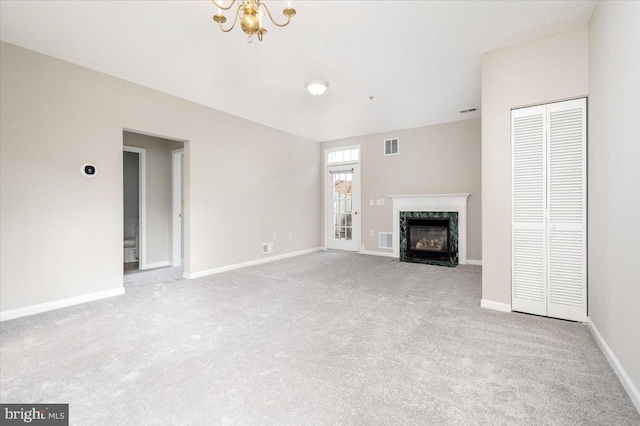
<box><xmin>388</xmin><ymin>194</ymin><xmax>470</xmax><ymax>264</ymax></box>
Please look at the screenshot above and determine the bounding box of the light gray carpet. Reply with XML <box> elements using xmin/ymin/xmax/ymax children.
<box><xmin>1</xmin><ymin>252</ymin><xmax>638</xmax><ymax>425</ymax></box>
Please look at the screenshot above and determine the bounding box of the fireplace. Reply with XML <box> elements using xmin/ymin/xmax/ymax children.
<box><xmin>399</xmin><ymin>211</ymin><xmax>459</xmax><ymax>267</ymax></box>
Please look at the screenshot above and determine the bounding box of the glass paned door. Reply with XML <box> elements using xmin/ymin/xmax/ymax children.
<box><xmin>327</xmin><ymin>165</ymin><xmax>360</xmax><ymax>251</ymax></box>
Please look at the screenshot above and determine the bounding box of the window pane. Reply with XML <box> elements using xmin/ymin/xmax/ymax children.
<box><xmin>346</xmin><ymin>228</ymin><xmax>352</xmax><ymax>240</ymax></box>
<box><xmin>343</xmin><ymin>150</ymin><xmax>351</xmax><ymax>162</ymax></box>
<box><xmin>328</xmin><ymin>152</ymin><xmax>335</xmax><ymax>163</ymax></box>
<box><xmin>336</xmin><ymin>151</ymin><xmax>343</xmax><ymax>162</ymax></box>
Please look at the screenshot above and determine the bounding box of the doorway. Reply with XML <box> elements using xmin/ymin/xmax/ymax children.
<box><xmin>123</xmin><ymin>146</ymin><xmax>146</xmax><ymax>271</ymax></box>
<box><xmin>172</xmin><ymin>148</ymin><xmax>184</xmax><ymax>267</ymax></box>
<box><xmin>122</xmin><ymin>131</ymin><xmax>185</xmax><ymax>276</ymax></box>
<box><xmin>325</xmin><ymin>146</ymin><xmax>361</xmax><ymax>252</ymax></box>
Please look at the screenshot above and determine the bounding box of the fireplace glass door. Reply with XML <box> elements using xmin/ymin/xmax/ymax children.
<box><xmin>410</xmin><ymin>227</ymin><xmax>448</xmax><ymax>253</ymax></box>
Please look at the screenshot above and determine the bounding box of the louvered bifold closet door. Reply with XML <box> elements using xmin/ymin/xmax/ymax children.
<box><xmin>546</xmin><ymin>99</ymin><xmax>587</xmax><ymax>322</ymax></box>
<box><xmin>511</xmin><ymin>105</ymin><xmax>547</xmax><ymax>316</ymax></box>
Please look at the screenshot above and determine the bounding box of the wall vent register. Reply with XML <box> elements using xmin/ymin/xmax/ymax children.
<box><xmin>384</xmin><ymin>138</ymin><xmax>399</xmax><ymax>156</ymax></box>
<box><xmin>379</xmin><ymin>232</ymin><xmax>393</xmax><ymax>249</ymax></box>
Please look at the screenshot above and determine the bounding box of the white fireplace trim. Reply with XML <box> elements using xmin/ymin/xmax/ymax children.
<box><xmin>388</xmin><ymin>193</ymin><xmax>470</xmax><ymax>264</ymax></box>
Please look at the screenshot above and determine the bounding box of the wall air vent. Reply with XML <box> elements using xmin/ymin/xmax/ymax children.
<box><xmin>384</xmin><ymin>138</ymin><xmax>399</xmax><ymax>156</ymax></box>
<box><xmin>379</xmin><ymin>232</ymin><xmax>393</xmax><ymax>249</ymax></box>
<box><xmin>459</xmin><ymin>108</ymin><xmax>478</xmax><ymax>114</ymax></box>
<box><xmin>262</xmin><ymin>243</ymin><xmax>273</xmax><ymax>254</ymax></box>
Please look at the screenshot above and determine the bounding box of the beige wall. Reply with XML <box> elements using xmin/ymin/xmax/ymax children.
<box><xmin>588</xmin><ymin>1</ymin><xmax>640</xmax><ymax>397</ymax></box>
<box><xmin>322</xmin><ymin>118</ymin><xmax>482</xmax><ymax>261</ymax></box>
<box><xmin>0</xmin><ymin>42</ymin><xmax>321</xmax><ymax>313</ymax></box>
<box><xmin>481</xmin><ymin>27</ymin><xmax>588</xmax><ymax>304</ymax></box>
<box><xmin>122</xmin><ymin>132</ymin><xmax>183</xmax><ymax>265</ymax></box>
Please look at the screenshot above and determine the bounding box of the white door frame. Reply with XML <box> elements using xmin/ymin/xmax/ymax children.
<box><xmin>324</xmin><ymin>145</ymin><xmax>361</xmax><ymax>252</ymax></box>
<box><xmin>123</xmin><ymin>145</ymin><xmax>147</xmax><ymax>269</ymax></box>
<box><xmin>172</xmin><ymin>148</ymin><xmax>184</xmax><ymax>266</ymax></box>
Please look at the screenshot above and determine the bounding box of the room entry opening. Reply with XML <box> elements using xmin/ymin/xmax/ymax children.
<box><xmin>325</xmin><ymin>146</ymin><xmax>360</xmax><ymax>252</ymax></box>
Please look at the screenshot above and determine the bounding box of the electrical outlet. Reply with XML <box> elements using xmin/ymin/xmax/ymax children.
<box><xmin>380</xmin><ymin>199</ymin><xmax>384</xmax><ymax>206</ymax></box>
<box><xmin>288</xmin><ymin>231</ymin><xmax>292</xmax><ymax>238</ymax></box>
<box><xmin>370</xmin><ymin>199</ymin><xmax>374</xmax><ymax>206</ymax></box>
<box><xmin>376</xmin><ymin>199</ymin><xmax>381</xmax><ymax>206</ymax></box>
<box><xmin>370</xmin><ymin>230</ymin><xmax>374</xmax><ymax>237</ymax></box>
<box><xmin>273</xmin><ymin>233</ymin><xmax>277</xmax><ymax>240</ymax></box>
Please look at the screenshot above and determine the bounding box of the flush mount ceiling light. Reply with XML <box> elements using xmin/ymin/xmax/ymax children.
<box><xmin>212</xmin><ymin>0</ymin><xmax>296</xmax><ymax>43</ymax></box>
<box><xmin>306</xmin><ymin>80</ymin><xmax>329</xmax><ymax>96</ymax></box>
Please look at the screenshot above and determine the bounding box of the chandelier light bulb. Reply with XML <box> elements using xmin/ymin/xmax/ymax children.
<box><xmin>306</xmin><ymin>80</ymin><xmax>329</xmax><ymax>96</ymax></box>
<box><xmin>211</xmin><ymin>0</ymin><xmax>296</xmax><ymax>43</ymax></box>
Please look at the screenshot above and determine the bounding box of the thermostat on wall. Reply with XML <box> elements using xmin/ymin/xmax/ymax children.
<box><xmin>81</xmin><ymin>163</ymin><xmax>98</xmax><ymax>178</ymax></box>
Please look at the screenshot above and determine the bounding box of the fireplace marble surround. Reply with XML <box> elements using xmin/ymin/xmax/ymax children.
<box><xmin>389</xmin><ymin>194</ymin><xmax>470</xmax><ymax>264</ymax></box>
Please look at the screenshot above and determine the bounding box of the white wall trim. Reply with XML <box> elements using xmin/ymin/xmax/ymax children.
<box><xmin>184</xmin><ymin>247</ymin><xmax>323</xmax><ymax>279</ymax></box>
<box><xmin>480</xmin><ymin>299</ymin><xmax>512</xmax><ymax>313</ymax></box>
<box><xmin>587</xmin><ymin>317</ymin><xmax>640</xmax><ymax>412</ymax></box>
<box><xmin>123</xmin><ymin>145</ymin><xmax>147</xmax><ymax>269</ymax></box>
<box><xmin>0</xmin><ymin>287</ymin><xmax>125</xmax><ymax>322</ymax></box>
<box><xmin>172</xmin><ymin>148</ymin><xmax>184</xmax><ymax>267</ymax></box>
<box><xmin>389</xmin><ymin>193</ymin><xmax>470</xmax><ymax>264</ymax></box>
<box><xmin>360</xmin><ymin>250</ymin><xmax>395</xmax><ymax>258</ymax></box>
<box><xmin>142</xmin><ymin>261</ymin><xmax>171</xmax><ymax>270</ymax></box>
<box><xmin>467</xmin><ymin>259</ymin><xmax>483</xmax><ymax>266</ymax></box>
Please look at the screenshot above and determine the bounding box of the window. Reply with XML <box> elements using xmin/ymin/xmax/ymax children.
<box><xmin>327</xmin><ymin>147</ymin><xmax>359</xmax><ymax>165</ymax></box>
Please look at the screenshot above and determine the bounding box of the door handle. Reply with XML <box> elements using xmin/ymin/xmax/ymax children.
<box><xmin>354</xmin><ymin>211</ymin><xmax>358</xmax><ymax>215</ymax></box>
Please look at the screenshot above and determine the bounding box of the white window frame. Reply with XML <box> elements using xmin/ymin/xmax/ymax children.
<box><xmin>326</xmin><ymin>145</ymin><xmax>360</xmax><ymax>166</ymax></box>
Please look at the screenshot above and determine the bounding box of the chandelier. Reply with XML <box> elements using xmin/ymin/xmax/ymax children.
<box><xmin>212</xmin><ymin>0</ymin><xmax>297</xmax><ymax>43</ymax></box>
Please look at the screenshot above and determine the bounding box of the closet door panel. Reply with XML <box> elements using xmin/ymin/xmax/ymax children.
<box><xmin>511</xmin><ymin>106</ymin><xmax>547</xmax><ymax>316</ymax></box>
<box><xmin>547</xmin><ymin>99</ymin><xmax>587</xmax><ymax>322</ymax></box>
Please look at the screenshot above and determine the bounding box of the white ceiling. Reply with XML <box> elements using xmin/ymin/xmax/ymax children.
<box><xmin>0</xmin><ymin>1</ymin><xmax>596</xmax><ymax>142</ymax></box>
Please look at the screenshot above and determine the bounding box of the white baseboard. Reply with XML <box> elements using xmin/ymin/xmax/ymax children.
<box><xmin>480</xmin><ymin>298</ymin><xmax>512</xmax><ymax>313</ymax></box>
<box><xmin>0</xmin><ymin>287</ymin><xmax>125</xmax><ymax>322</ymax></box>
<box><xmin>184</xmin><ymin>247</ymin><xmax>323</xmax><ymax>279</ymax></box>
<box><xmin>587</xmin><ymin>317</ymin><xmax>640</xmax><ymax>412</ymax></box>
<box><xmin>466</xmin><ymin>259</ymin><xmax>483</xmax><ymax>266</ymax></box>
<box><xmin>359</xmin><ymin>250</ymin><xmax>395</xmax><ymax>258</ymax></box>
<box><xmin>141</xmin><ymin>261</ymin><xmax>171</xmax><ymax>270</ymax></box>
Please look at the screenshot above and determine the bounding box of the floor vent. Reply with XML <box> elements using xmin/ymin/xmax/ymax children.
<box><xmin>384</xmin><ymin>138</ymin><xmax>399</xmax><ymax>156</ymax></box>
<box><xmin>379</xmin><ymin>232</ymin><xmax>393</xmax><ymax>249</ymax></box>
<box><xmin>262</xmin><ymin>243</ymin><xmax>273</xmax><ymax>254</ymax></box>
